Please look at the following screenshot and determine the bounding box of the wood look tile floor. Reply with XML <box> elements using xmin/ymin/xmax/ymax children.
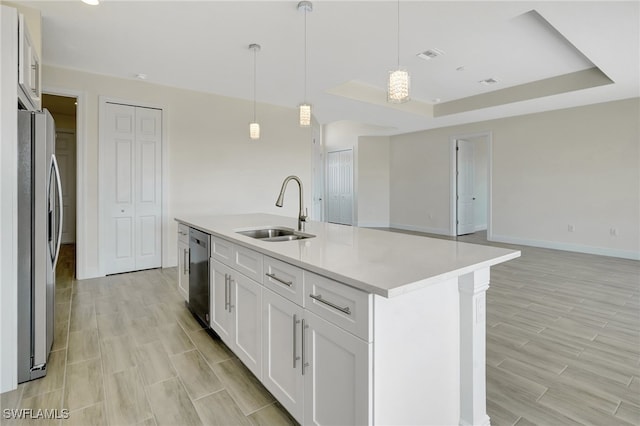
<box><xmin>2</xmin><ymin>236</ymin><xmax>638</xmax><ymax>426</ymax></box>
<box><xmin>1</xmin><ymin>245</ymin><xmax>296</xmax><ymax>426</ymax></box>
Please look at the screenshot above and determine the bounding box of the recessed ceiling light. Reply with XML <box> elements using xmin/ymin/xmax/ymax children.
<box><xmin>431</xmin><ymin>98</ymin><xmax>441</xmax><ymax>103</ymax></box>
<box><xmin>479</xmin><ymin>78</ymin><xmax>499</xmax><ymax>86</ymax></box>
<box><xmin>81</xmin><ymin>0</ymin><xmax>99</xmax><ymax>5</ymax></box>
<box><xmin>416</xmin><ymin>48</ymin><xmax>444</xmax><ymax>61</ymax></box>
<box><xmin>135</xmin><ymin>73</ymin><xmax>147</xmax><ymax>80</ymax></box>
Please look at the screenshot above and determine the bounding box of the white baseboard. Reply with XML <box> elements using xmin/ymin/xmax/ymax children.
<box><xmin>491</xmin><ymin>234</ymin><xmax>640</xmax><ymax>260</ymax></box>
<box><xmin>357</xmin><ymin>221</ymin><xmax>390</xmax><ymax>228</ymax></box>
<box><xmin>389</xmin><ymin>223</ymin><xmax>450</xmax><ymax>236</ymax></box>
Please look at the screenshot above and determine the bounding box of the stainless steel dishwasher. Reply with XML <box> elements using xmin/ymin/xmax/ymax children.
<box><xmin>189</xmin><ymin>228</ymin><xmax>210</xmax><ymax>326</ymax></box>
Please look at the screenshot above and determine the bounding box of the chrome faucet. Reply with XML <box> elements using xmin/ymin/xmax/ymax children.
<box><xmin>275</xmin><ymin>175</ymin><xmax>307</xmax><ymax>231</ymax></box>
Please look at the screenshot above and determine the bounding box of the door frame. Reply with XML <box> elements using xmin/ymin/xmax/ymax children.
<box><xmin>98</xmin><ymin>96</ymin><xmax>168</xmax><ymax>276</ymax></box>
<box><xmin>42</xmin><ymin>87</ymin><xmax>87</xmax><ymax>278</ymax></box>
<box><xmin>449</xmin><ymin>131</ymin><xmax>493</xmax><ymax>239</ymax></box>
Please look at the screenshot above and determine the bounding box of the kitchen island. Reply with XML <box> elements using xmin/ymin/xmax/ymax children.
<box><xmin>176</xmin><ymin>213</ymin><xmax>520</xmax><ymax>426</ymax></box>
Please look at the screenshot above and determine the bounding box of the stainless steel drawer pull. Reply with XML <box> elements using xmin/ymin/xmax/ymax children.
<box><xmin>265</xmin><ymin>273</ymin><xmax>293</xmax><ymax>287</ymax></box>
<box><xmin>309</xmin><ymin>294</ymin><xmax>351</xmax><ymax>315</ymax></box>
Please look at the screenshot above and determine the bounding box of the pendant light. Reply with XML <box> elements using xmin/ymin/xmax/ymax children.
<box><xmin>249</xmin><ymin>43</ymin><xmax>261</xmax><ymax>140</ymax></box>
<box><xmin>298</xmin><ymin>1</ymin><xmax>312</xmax><ymax>127</ymax></box>
<box><xmin>388</xmin><ymin>0</ymin><xmax>410</xmax><ymax>103</ymax></box>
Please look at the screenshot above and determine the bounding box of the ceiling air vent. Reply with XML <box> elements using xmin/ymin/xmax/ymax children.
<box><xmin>479</xmin><ymin>78</ymin><xmax>499</xmax><ymax>85</ymax></box>
<box><xmin>416</xmin><ymin>48</ymin><xmax>444</xmax><ymax>60</ymax></box>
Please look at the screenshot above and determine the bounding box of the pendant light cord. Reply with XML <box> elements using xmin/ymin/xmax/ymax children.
<box><xmin>253</xmin><ymin>47</ymin><xmax>257</xmax><ymax>122</ymax></box>
<box><xmin>397</xmin><ymin>0</ymin><xmax>400</xmax><ymax>68</ymax></box>
<box><xmin>304</xmin><ymin>7</ymin><xmax>308</xmax><ymax>102</ymax></box>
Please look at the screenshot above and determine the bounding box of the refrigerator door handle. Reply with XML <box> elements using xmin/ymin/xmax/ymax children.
<box><xmin>51</xmin><ymin>154</ymin><xmax>63</xmax><ymax>268</ymax></box>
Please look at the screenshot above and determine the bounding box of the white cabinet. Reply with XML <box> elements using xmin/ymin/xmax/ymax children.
<box><xmin>262</xmin><ymin>288</ymin><xmax>305</xmax><ymax>420</ymax></box>
<box><xmin>17</xmin><ymin>14</ymin><xmax>40</xmax><ymax>111</ymax></box>
<box><xmin>304</xmin><ymin>310</ymin><xmax>371</xmax><ymax>426</ymax></box>
<box><xmin>262</xmin><ymin>284</ymin><xmax>371</xmax><ymax>425</ymax></box>
<box><xmin>210</xmin><ymin>259</ymin><xmax>263</xmax><ymax>379</ymax></box>
<box><xmin>210</xmin><ymin>259</ymin><xmax>233</xmax><ymax>342</ymax></box>
<box><xmin>177</xmin><ymin>224</ymin><xmax>190</xmax><ymax>301</ymax></box>
<box><xmin>231</xmin><ymin>272</ymin><xmax>263</xmax><ymax>378</ymax></box>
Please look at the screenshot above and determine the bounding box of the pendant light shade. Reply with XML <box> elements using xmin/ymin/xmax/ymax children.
<box><xmin>249</xmin><ymin>122</ymin><xmax>260</xmax><ymax>139</ymax></box>
<box><xmin>388</xmin><ymin>69</ymin><xmax>410</xmax><ymax>103</ymax></box>
<box><xmin>388</xmin><ymin>0</ymin><xmax>410</xmax><ymax>103</ymax></box>
<box><xmin>249</xmin><ymin>43</ymin><xmax>261</xmax><ymax>140</ymax></box>
<box><xmin>299</xmin><ymin>104</ymin><xmax>311</xmax><ymax>127</ymax></box>
<box><xmin>298</xmin><ymin>1</ymin><xmax>312</xmax><ymax>127</ymax></box>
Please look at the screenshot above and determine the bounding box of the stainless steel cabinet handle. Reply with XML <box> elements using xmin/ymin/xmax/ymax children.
<box><xmin>228</xmin><ymin>277</ymin><xmax>234</xmax><ymax>312</ymax></box>
<box><xmin>301</xmin><ymin>319</ymin><xmax>308</xmax><ymax>375</ymax></box>
<box><xmin>224</xmin><ymin>274</ymin><xmax>230</xmax><ymax>311</ymax></box>
<box><xmin>309</xmin><ymin>294</ymin><xmax>351</xmax><ymax>315</ymax></box>
<box><xmin>293</xmin><ymin>314</ymin><xmax>301</xmax><ymax>368</ymax></box>
<box><xmin>266</xmin><ymin>272</ymin><xmax>293</xmax><ymax>287</ymax></box>
<box><xmin>183</xmin><ymin>248</ymin><xmax>189</xmax><ymax>274</ymax></box>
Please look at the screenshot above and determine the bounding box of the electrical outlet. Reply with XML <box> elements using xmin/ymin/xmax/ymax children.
<box><xmin>568</xmin><ymin>224</ymin><xmax>575</xmax><ymax>232</ymax></box>
<box><xmin>610</xmin><ymin>228</ymin><xmax>618</xmax><ymax>236</ymax></box>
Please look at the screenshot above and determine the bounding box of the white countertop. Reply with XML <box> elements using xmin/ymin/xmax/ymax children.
<box><xmin>176</xmin><ymin>213</ymin><xmax>520</xmax><ymax>298</ymax></box>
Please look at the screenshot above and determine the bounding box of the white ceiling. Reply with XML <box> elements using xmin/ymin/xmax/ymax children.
<box><xmin>21</xmin><ymin>0</ymin><xmax>640</xmax><ymax>134</ymax></box>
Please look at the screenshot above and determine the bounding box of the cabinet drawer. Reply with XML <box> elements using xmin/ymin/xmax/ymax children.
<box><xmin>211</xmin><ymin>236</ymin><xmax>234</xmax><ymax>266</ymax></box>
<box><xmin>304</xmin><ymin>272</ymin><xmax>372</xmax><ymax>342</ymax></box>
<box><xmin>263</xmin><ymin>256</ymin><xmax>304</xmax><ymax>306</ymax></box>
<box><xmin>177</xmin><ymin>223</ymin><xmax>189</xmax><ymax>244</ymax></box>
<box><xmin>234</xmin><ymin>245</ymin><xmax>263</xmax><ymax>283</ymax></box>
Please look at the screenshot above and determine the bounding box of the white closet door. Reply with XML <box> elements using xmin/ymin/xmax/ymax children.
<box><xmin>103</xmin><ymin>103</ymin><xmax>162</xmax><ymax>274</ymax></box>
<box><xmin>134</xmin><ymin>107</ymin><xmax>162</xmax><ymax>270</ymax></box>
<box><xmin>338</xmin><ymin>150</ymin><xmax>353</xmax><ymax>225</ymax></box>
<box><xmin>327</xmin><ymin>151</ymin><xmax>340</xmax><ymax>224</ymax></box>
<box><xmin>326</xmin><ymin>149</ymin><xmax>353</xmax><ymax>225</ymax></box>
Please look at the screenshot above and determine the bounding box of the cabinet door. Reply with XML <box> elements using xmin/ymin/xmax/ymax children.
<box><xmin>177</xmin><ymin>241</ymin><xmax>189</xmax><ymax>301</ymax></box>
<box><xmin>210</xmin><ymin>259</ymin><xmax>233</xmax><ymax>343</ymax></box>
<box><xmin>304</xmin><ymin>311</ymin><xmax>371</xmax><ymax>426</ymax></box>
<box><xmin>231</xmin><ymin>273</ymin><xmax>263</xmax><ymax>379</ymax></box>
<box><xmin>262</xmin><ymin>289</ymin><xmax>304</xmax><ymax>422</ymax></box>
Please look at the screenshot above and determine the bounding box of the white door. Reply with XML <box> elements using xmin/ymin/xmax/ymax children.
<box><xmin>326</xmin><ymin>149</ymin><xmax>353</xmax><ymax>225</ymax></box>
<box><xmin>55</xmin><ymin>130</ymin><xmax>75</xmax><ymax>244</ymax></box>
<box><xmin>102</xmin><ymin>103</ymin><xmax>162</xmax><ymax>274</ymax></box>
<box><xmin>304</xmin><ymin>311</ymin><xmax>370</xmax><ymax>426</ymax></box>
<box><xmin>210</xmin><ymin>259</ymin><xmax>233</xmax><ymax>342</ymax></box>
<box><xmin>262</xmin><ymin>289</ymin><xmax>304</xmax><ymax>422</ymax></box>
<box><xmin>457</xmin><ymin>140</ymin><xmax>475</xmax><ymax>235</ymax></box>
<box><xmin>232</xmin><ymin>273</ymin><xmax>263</xmax><ymax>379</ymax></box>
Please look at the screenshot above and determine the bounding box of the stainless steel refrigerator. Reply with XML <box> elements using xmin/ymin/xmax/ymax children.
<box><xmin>17</xmin><ymin>109</ymin><xmax>63</xmax><ymax>383</ymax></box>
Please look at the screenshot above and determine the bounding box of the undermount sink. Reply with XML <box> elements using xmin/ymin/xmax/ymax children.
<box><xmin>236</xmin><ymin>226</ymin><xmax>315</xmax><ymax>242</ymax></box>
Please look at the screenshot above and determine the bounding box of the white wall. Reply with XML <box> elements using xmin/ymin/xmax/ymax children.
<box><xmin>390</xmin><ymin>98</ymin><xmax>640</xmax><ymax>259</ymax></box>
<box><xmin>323</xmin><ymin>120</ymin><xmax>391</xmax><ymax>227</ymax></box>
<box><xmin>358</xmin><ymin>136</ymin><xmax>390</xmax><ymax>227</ymax></box>
<box><xmin>44</xmin><ymin>65</ymin><xmax>313</xmax><ymax>278</ymax></box>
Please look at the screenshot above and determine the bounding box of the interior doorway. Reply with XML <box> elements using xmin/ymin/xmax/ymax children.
<box><xmin>450</xmin><ymin>132</ymin><xmax>491</xmax><ymax>237</ymax></box>
<box><xmin>42</xmin><ymin>94</ymin><xmax>77</xmax><ymax>278</ymax></box>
